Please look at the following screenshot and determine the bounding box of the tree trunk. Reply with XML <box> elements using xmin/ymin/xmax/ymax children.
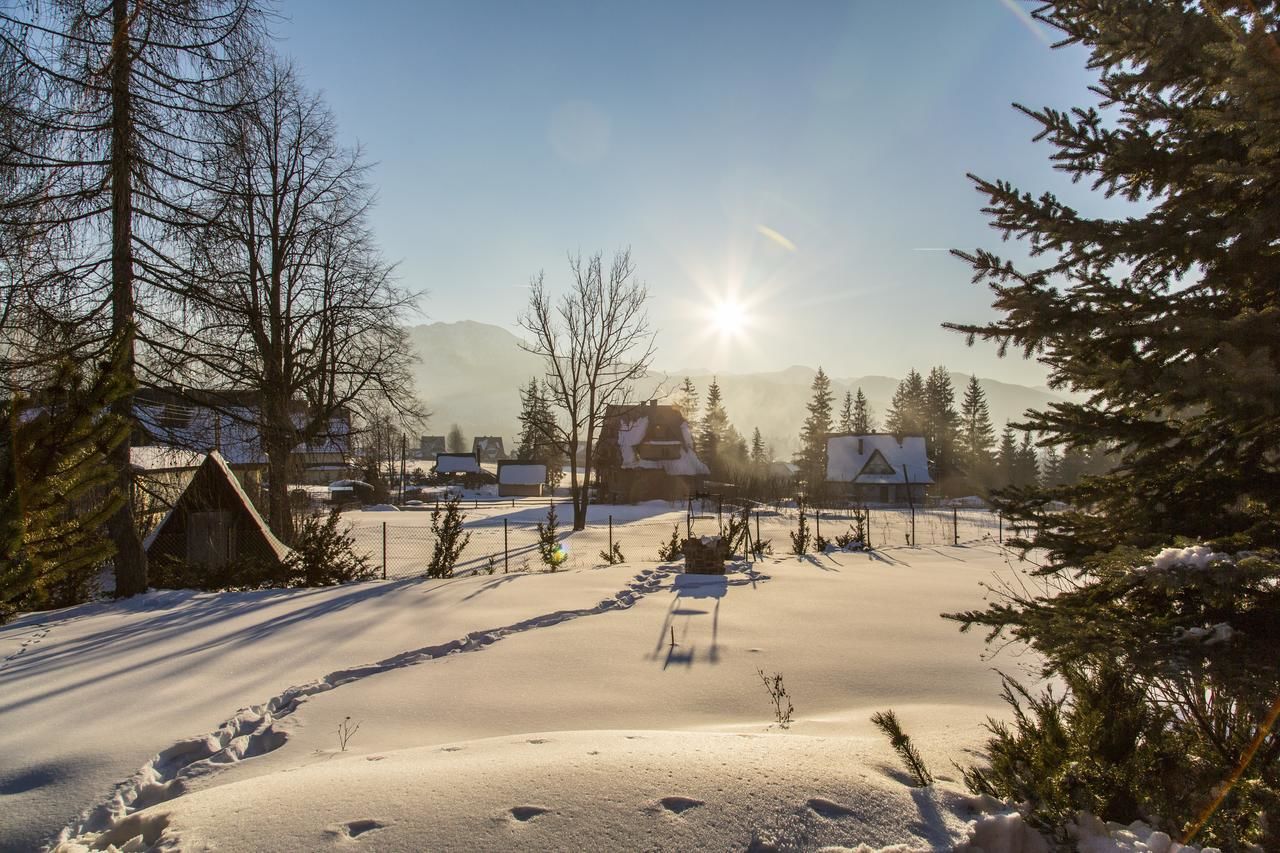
<box><xmin>107</xmin><ymin>0</ymin><xmax>147</xmax><ymax>598</ymax></box>
<box><xmin>575</xmin><ymin>431</ymin><xmax>592</xmax><ymax>531</ymax></box>
<box><xmin>265</xmin><ymin>439</ymin><xmax>295</xmax><ymax>545</ymax></box>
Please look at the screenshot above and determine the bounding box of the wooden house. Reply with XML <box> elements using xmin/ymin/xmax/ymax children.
<box><xmin>825</xmin><ymin>433</ymin><xmax>933</xmax><ymax>504</ymax></box>
<box><xmin>595</xmin><ymin>401</ymin><xmax>709</xmax><ymax>502</ymax></box>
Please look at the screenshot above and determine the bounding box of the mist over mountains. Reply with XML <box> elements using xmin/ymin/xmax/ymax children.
<box><xmin>408</xmin><ymin>321</ymin><xmax>1066</xmax><ymax>457</ymax></box>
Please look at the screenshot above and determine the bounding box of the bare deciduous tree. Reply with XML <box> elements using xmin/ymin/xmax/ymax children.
<box><xmin>174</xmin><ymin>61</ymin><xmax>420</xmax><ymax>542</ymax></box>
<box><xmin>518</xmin><ymin>249</ymin><xmax>656</xmax><ymax>530</ymax></box>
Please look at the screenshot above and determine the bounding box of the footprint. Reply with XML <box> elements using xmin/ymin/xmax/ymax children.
<box><xmin>366</xmin><ymin>755</ymin><xmax>387</xmax><ymax>761</ymax></box>
<box><xmin>806</xmin><ymin>797</ymin><xmax>858</xmax><ymax>819</ymax></box>
<box><xmin>526</xmin><ymin>738</ymin><xmax>550</xmax><ymax>745</ymax></box>
<box><xmin>440</xmin><ymin>746</ymin><xmax>464</xmax><ymax>752</ymax></box>
<box><xmin>659</xmin><ymin>796</ymin><xmax>704</xmax><ymax>814</ymax></box>
<box><xmin>510</xmin><ymin>806</ymin><xmax>549</xmax><ymax>822</ymax></box>
<box><xmin>327</xmin><ymin>818</ymin><xmax>386</xmax><ymax>839</ymax></box>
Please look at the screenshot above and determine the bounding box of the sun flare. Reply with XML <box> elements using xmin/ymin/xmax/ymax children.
<box><xmin>711</xmin><ymin>299</ymin><xmax>749</xmax><ymax>337</ymax></box>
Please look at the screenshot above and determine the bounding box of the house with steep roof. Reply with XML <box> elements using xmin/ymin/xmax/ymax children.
<box><xmin>595</xmin><ymin>401</ymin><xmax>709</xmax><ymax>502</ymax></box>
<box><xmin>472</xmin><ymin>436</ymin><xmax>506</xmax><ymax>463</ymax></box>
<box><xmin>826</xmin><ymin>433</ymin><xmax>932</xmax><ymax>504</ymax></box>
<box><xmin>144</xmin><ymin>450</ymin><xmax>291</xmax><ymax>574</ymax></box>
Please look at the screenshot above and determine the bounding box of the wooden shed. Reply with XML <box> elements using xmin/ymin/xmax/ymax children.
<box><xmin>497</xmin><ymin>461</ymin><xmax>546</xmax><ymax>497</ymax></box>
<box><xmin>143</xmin><ymin>450</ymin><xmax>291</xmax><ymax>571</ymax></box>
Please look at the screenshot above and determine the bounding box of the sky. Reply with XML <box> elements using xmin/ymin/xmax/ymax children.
<box><xmin>273</xmin><ymin>0</ymin><xmax>1108</xmax><ymax>386</ymax></box>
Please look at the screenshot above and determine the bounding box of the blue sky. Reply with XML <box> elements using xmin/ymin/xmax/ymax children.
<box><xmin>275</xmin><ymin>0</ymin><xmax>1105</xmax><ymax>385</ymax></box>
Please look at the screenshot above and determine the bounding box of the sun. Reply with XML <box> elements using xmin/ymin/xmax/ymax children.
<box><xmin>710</xmin><ymin>299</ymin><xmax>749</xmax><ymax>337</ymax></box>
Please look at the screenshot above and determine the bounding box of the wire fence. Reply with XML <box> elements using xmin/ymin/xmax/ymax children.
<box><xmin>343</xmin><ymin>497</ymin><xmax>1018</xmax><ymax>581</ymax></box>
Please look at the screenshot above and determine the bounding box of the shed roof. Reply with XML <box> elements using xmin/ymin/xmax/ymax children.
<box><xmin>497</xmin><ymin>461</ymin><xmax>546</xmax><ymax>485</ymax></box>
<box><xmin>436</xmin><ymin>452</ymin><xmax>481</xmax><ymax>474</ymax></box>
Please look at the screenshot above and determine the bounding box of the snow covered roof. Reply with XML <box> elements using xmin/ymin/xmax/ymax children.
<box><xmin>497</xmin><ymin>462</ymin><xmax>546</xmax><ymax>485</ymax></box>
<box><xmin>826</xmin><ymin>434</ymin><xmax>934</xmax><ymax>485</ymax></box>
<box><xmin>436</xmin><ymin>452</ymin><xmax>481</xmax><ymax>474</ymax></box>
<box><xmin>614</xmin><ymin>409</ymin><xmax>709</xmax><ymax>478</ymax></box>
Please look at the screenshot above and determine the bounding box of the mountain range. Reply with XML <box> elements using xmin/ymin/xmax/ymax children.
<box><xmin>407</xmin><ymin>321</ymin><xmax>1067</xmax><ymax>457</ymax></box>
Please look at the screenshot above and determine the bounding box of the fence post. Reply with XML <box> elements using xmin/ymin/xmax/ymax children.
<box><xmin>910</xmin><ymin>505</ymin><xmax>916</xmax><ymax>547</ymax></box>
<box><xmin>815</xmin><ymin>503</ymin><xmax>821</xmax><ymax>544</ymax></box>
<box><xmin>998</xmin><ymin>513</ymin><xmax>1003</xmax><ymax>543</ymax></box>
<box><xmin>504</xmin><ymin>518</ymin><xmax>509</xmax><ymax>573</ymax></box>
<box><xmin>866</xmin><ymin>506</ymin><xmax>872</xmax><ymax>549</ymax></box>
<box><xmin>953</xmin><ymin>507</ymin><xmax>958</xmax><ymax>545</ymax></box>
<box><xmin>609</xmin><ymin>515</ymin><xmax>613</xmax><ymax>555</ymax></box>
<box><xmin>717</xmin><ymin>496</ymin><xmax>722</xmax><ymax>530</ymax></box>
<box><xmin>755</xmin><ymin>509</ymin><xmax>761</xmax><ymax>547</ymax></box>
<box><xmin>381</xmin><ymin>521</ymin><xmax>387</xmax><ymax>580</ymax></box>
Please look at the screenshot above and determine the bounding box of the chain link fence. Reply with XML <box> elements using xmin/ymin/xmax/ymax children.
<box><xmin>343</xmin><ymin>497</ymin><xmax>1014</xmax><ymax>580</ymax></box>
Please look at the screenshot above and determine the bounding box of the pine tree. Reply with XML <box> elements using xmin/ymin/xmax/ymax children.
<box><xmin>946</xmin><ymin>4</ymin><xmax>1280</xmax><ymax>844</ymax></box>
<box><xmin>1</xmin><ymin>335</ymin><xmax>131</xmax><ymax>620</ymax></box>
<box><xmin>923</xmin><ymin>366</ymin><xmax>960</xmax><ymax>489</ymax></box>
<box><xmin>516</xmin><ymin>379</ymin><xmax>565</xmax><ymax>485</ymax></box>
<box><xmin>1041</xmin><ymin>443</ymin><xmax>1063</xmax><ymax>487</ymax></box>
<box><xmin>696</xmin><ymin>377</ymin><xmax>729</xmax><ymax>476</ymax></box>
<box><xmin>852</xmin><ymin>387</ymin><xmax>875</xmax><ymax>433</ymax></box>
<box><xmin>884</xmin><ymin>369</ymin><xmax>926</xmax><ymax>436</ymax></box>
<box><xmin>838</xmin><ymin>391</ymin><xmax>854</xmax><ymax>433</ymax></box>
<box><xmin>749</xmin><ymin>428</ymin><xmax>768</xmax><ymax>466</ymax></box>
<box><xmin>675</xmin><ymin>377</ymin><xmax>699</xmax><ymax>422</ymax></box>
<box><xmin>795</xmin><ymin>367</ymin><xmax>833</xmax><ymax>490</ymax></box>
<box><xmin>959</xmin><ymin>375</ymin><xmax>997</xmax><ymax>491</ymax></box>
<box><xmin>1014</xmin><ymin>430</ymin><xmax>1039</xmax><ymax>488</ymax></box>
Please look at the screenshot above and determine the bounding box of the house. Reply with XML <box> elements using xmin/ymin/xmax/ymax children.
<box><xmin>497</xmin><ymin>461</ymin><xmax>546</xmax><ymax>497</ymax></box>
<box><xmin>595</xmin><ymin>401</ymin><xmax>709</xmax><ymax>502</ymax></box>
<box><xmin>768</xmin><ymin>461</ymin><xmax>800</xmax><ymax>480</ymax></box>
<box><xmin>435</xmin><ymin>451</ymin><xmax>481</xmax><ymax>476</ymax></box>
<box><xmin>418</xmin><ymin>435</ymin><xmax>446</xmax><ymax>460</ymax></box>
<box><xmin>472</xmin><ymin>436</ymin><xmax>506</xmax><ymax>463</ymax></box>
<box><xmin>826</xmin><ymin>433</ymin><xmax>933</xmax><ymax>504</ymax></box>
<box><xmin>144</xmin><ymin>450</ymin><xmax>291</xmax><ymax>573</ymax></box>
<box><xmin>132</xmin><ymin>388</ymin><xmax>354</xmax><ymax>486</ymax></box>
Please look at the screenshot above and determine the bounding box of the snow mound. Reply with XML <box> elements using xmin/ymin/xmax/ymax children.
<box><xmin>64</xmin><ymin>731</ymin><xmax>1007</xmax><ymax>852</ymax></box>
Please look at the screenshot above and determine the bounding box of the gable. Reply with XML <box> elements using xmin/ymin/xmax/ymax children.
<box><xmin>857</xmin><ymin>449</ymin><xmax>896</xmax><ymax>477</ymax></box>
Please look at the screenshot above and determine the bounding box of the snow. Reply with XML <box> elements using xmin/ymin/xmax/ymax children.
<box><xmin>435</xmin><ymin>453</ymin><xmax>481</xmax><ymax>474</ymax></box>
<box><xmin>1147</xmin><ymin>545</ymin><xmax>1231</xmax><ymax>571</ymax></box>
<box><xmin>129</xmin><ymin>446</ymin><xmax>204</xmax><ymax>472</ymax></box>
<box><xmin>3</xmin><ymin>532</ymin><xmax>1067</xmax><ymax>851</ymax></box>
<box><xmin>497</xmin><ymin>462</ymin><xmax>546</xmax><ymax>485</ymax></box>
<box><xmin>616</xmin><ymin>415</ymin><xmax>710</xmax><ymax>477</ymax></box>
<box><xmin>826</xmin><ymin>435</ymin><xmax>934</xmax><ymax>485</ymax></box>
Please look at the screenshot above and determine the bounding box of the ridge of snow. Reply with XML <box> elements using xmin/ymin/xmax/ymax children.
<box><xmin>52</xmin><ymin>565</ymin><xmax>770</xmax><ymax>850</ymax></box>
<box><xmin>1147</xmin><ymin>545</ymin><xmax>1231</xmax><ymax>572</ymax></box>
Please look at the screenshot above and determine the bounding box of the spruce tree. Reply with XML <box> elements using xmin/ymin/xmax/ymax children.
<box><xmin>675</xmin><ymin>377</ymin><xmax>699</xmax><ymax>422</ymax></box>
<box><xmin>997</xmin><ymin>423</ymin><xmax>1018</xmax><ymax>489</ymax></box>
<box><xmin>852</xmin><ymin>387</ymin><xmax>875</xmax><ymax>433</ymax></box>
<box><xmin>959</xmin><ymin>375</ymin><xmax>997</xmax><ymax>491</ymax></box>
<box><xmin>697</xmin><ymin>377</ymin><xmax>729</xmax><ymax>477</ymax></box>
<box><xmin>946</xmin><ymin>3</ymin><xmax>1280</xmax><ymax>845</ymax></box>
<box><xmin>795</xmin><ymin>367</ymin><xmax>833</xmax><ymax>490</ymax></box>
<box><xmin>1</xmin><ymin>335</ymin><xmax>131</xmax><ymax>620</ymax></box>
<box><xmin>1014</xmin><ymin>430</ymin><xmax>1039</xmax><ymax>488</ymax></box>
<box><xmin>749</xmin><ymin>427</ymin><xmax>768</xmax><ymax>466</ymax></box>
<box><xmin>838</xmin><ymin>390</ymin><xmax>855</xmax><ymax>433</ymax></box>
<box><xmin>923</xmin><ymin>366</ymin><xmax>960</xmax><ymax>489</ymax></box>
<box><xmin>884</xmin><ymin>369</ymin><xmax>926</xmax><ymax>436</ymax></box>
<box><xmin>446</xmin><ymin>424</ymin><xmax>467</xmax><ymax>453</ymax></box>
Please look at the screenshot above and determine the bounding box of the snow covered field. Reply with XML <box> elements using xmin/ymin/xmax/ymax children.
<box><xmin>0</xmin><ymin>521</ymin><xmax>1059</xmax><ymax>851</ymax></box>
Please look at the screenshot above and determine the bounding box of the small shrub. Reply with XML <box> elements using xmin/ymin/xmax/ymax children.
<box><xmin>871</xmin><ymin>709</ymin><xmax>933</xmax><ymax>787</ymax></box>
<box><xmin>657</xmin><ymin>524</ymin><xmax>683</xmax><ymax>562</ymax></box>
<box><xmin>790</xmin><ymin>500</ymin><xmax>811</xmax><ymax>555</ymax></box>
<box><xmin>834</xmin><ymin>527</ymin><xmax>864</xmax><ymax>550</ymax></box>
<box><xmin>758</xmin><ymin>669</ymin><xmax>794</xmax><ymax>730</ymax></box>
<box><xmin>599</xmin><ymin>541</ymin><xmax>625</xmax><ymax>565</ymax></box>
<box><xmin>337</xmin><ymin>715</ymin><xmax>361</xmax><ymax>751</ymax></box>
<box><xmin>751</xmin><ymin>538</ymin><xmax>773</xmax><ymax>557</ymax></box>
<box><xmin>427</xmin><ymin>496</ymin><xmax>471</xmax><ymax>578</ymax></box>
<box><xmin>482</xmin><ymin>554</ymin><xmax>498</xmax><ymax>575</ymax></box>
<box><xmin>287</xmin><ymin>507</ymin><xmax>375</xmax><ymax>586</ymax></box>
<box><xmin>815</xmin><ymin>535</ymin><xmax>830</xmax><ymax>552</ymax></box>
<box><xmin>720</xmin><ymin>506</ymin><xmax>751</xmax><ymax>556</ymax></box>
